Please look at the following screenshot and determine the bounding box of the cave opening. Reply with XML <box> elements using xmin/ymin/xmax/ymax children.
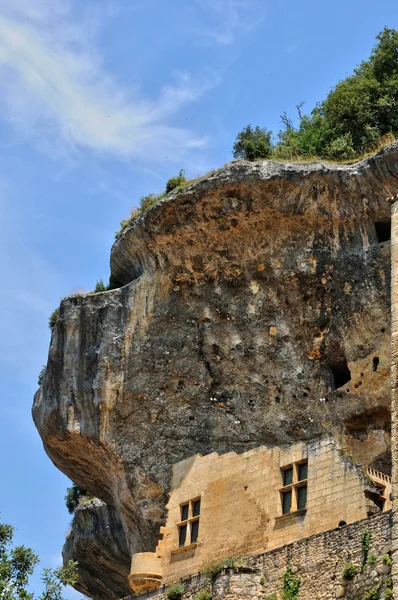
<box><xmin>373</xmin><ymin>357</ymin><xmax>380</xmax><ymax>372</ymax></box>
<box><xmin>374</xmin><ymin>220</ymin><xmax>391</xmax><ymax>243</ymax></box>
<box><xmin>329</xmin><ymin>359</ymin><xmax>351</xmax><ymax>390</ymax></box>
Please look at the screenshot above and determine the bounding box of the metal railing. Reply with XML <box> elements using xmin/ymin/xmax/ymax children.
<box><xmin>121</xmin><ymin>573</ymin><xmax>204</xmax><ymax>600</ymax></box>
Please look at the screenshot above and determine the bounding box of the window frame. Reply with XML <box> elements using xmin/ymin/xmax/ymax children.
<box><xmin>177</xmin><ymin>497</ymin><xmax>201</xmax><ymax>548</ymax></box>
<box><xmin>279</xmin><ymin>459</ymin><xmax>308</xmax><ymax>516</ymax></box>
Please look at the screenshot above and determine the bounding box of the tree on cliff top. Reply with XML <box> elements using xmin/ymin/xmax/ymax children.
<box><xmin>0</xmin><ymin>517</ymin><xmax>78</xmax><ymax>600</ymax></box>
<box><xmin>236</xmin><ymin>27</ymin><xmax>398</xmax><ymax>161</ymax></box>
<box><xmin>233</xmin><ymin>125</ymin><xmax>273</xmax><ymax>160</ymax></box>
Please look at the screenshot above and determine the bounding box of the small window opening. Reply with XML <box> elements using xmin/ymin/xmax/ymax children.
<box><xmin>181</xmin><ymin>504</ymin><xmax>189</xmax><ymax>521</ymax></box>
<box><xmin>297</xmin><ymin>485</ymin><xmax>307</xmax><ymax>510</ymax></box>
<box><xmin>329</xmin><ymin>359</ymin><xmax>351</xmax><ymax>390</ymax></box>
<box><xmin>191</xmin><ymin>520</ymin><xmax>199</xmax><ymax>543</ymax></box>
<box><xmin>338</xmin><ymin>520</ymin><xmax>347</xmax><ymax>527</ymax></box>
<box><xmin>298</xmin><ymin>462</ymin><xmax>308</xmax><ymax>481</ymax></box>
<box><xmin>372</xmin><ymin>357</ymin><xmax>380</xmax><ymax>372</ymax></box>
<box><xmin>192</xmin><ymin>499</ymin><xmax>201</xmax><ymax>517</ymax></box>
<box><xmin>282</xmin><ymin>490</ymin><xmax>292</xmax><ymax>515</ymax></box>
<box><xmin>179</xmin><ymin>525</ymin><xmax>187</xmax><ymax>547</ymax></box>
<box><xmin>375</xmin><ymin>220</ymin><xmax>391</xmax><ymax>244</ymax></box>
<box><xmin>283</xmin><ymin>467</ymin><xmax>293</xmax><ymax>486</ymax></box>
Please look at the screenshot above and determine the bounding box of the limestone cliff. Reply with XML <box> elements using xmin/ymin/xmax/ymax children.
<box><xmin>33</xmin><ymin>143</ymin><xmax>398</xmax><ymax>600</ymax></box>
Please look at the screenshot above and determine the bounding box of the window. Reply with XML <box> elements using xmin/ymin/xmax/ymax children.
<box><xmin>283</xmin><ymin>467</ymin><xmax>293</xmax><ymax>486</ymax></box>
<box><xmin>177</xmin><ymin>497</ymin><xmax>201</xmax><ymax>548</ymax></box>
<box><xmin>181</xmin><ymin>504</ymin><xmax>189</xmax><ymax>521</ymax></box>
<box><xmin>280</xmin><ymin>460</ymin><xmax>308</xmax><ymax>516</ymax></box>
<box><xmin>178</xmin><ymin>525</ymin><xmax>187</xmax><ymax>547</ymax></box>
<box><xmin>298</xmin><ymin>462</ymin><xmax>308</xmax><ymax>481</ymax></box>
<box><xmin>282</xmin><ymin>490</ymin><xmax>292</xmax><ymax>515</ymax></box>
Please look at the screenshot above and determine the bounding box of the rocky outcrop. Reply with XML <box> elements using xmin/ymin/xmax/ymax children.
<box><xmin>33</xmin><ymin>143</ymin><xmax>398</xmax><ymax>599</ymax></box>
<box><xmin>63</xmin><ymin>500</ymin><xmax>131</xmax><ymax>600</ymax></box>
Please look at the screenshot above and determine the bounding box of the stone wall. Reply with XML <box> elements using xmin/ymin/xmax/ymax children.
<box><xmin>130</xmin><ymin>512</ymin><xmax>392</xmax><ymax>600</ymax></box>
<box><xmin>244</xmin><ymin>511</ymin><xmax>392</xmax><ymax>600</ymax></box>
<box><xmin>136</xmin><ymin>438</ymin><xmax>388</xmax><ymax>586</ymax></box>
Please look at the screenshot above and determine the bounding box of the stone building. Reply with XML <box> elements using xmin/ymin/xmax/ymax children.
<box><xmin>128</xmin><ymin>437</ymin><xmax>392</xmax><ymax>593</ymax></box>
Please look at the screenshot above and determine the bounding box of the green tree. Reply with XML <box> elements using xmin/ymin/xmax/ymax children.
<box><xmin>0</xmin><ymin>517</ymin><xmax>77</xmax><ymax>600</ymax></box>
<box><xmin>165</xmin><ymin>170</ymin><xmax>187</xmax><ymax>194</ymax></box>
<box><xmin>233</xmin><ymin>125</ymin><xmax>273</xmax><ymax>160</ymax></box>
<box><xmin>65</xmin><ymin>484</ymin><xmax>93</xmax><ymax>514</ymax></box>
<box><xmin>94</xmin><ymin>280</ymin><xmax>107</xmax><ymax>293</ymax></box>
<box><xmin>274</xmin><ymin>27</ymin><xmax>398</xmax><ymax>159</ymax></box>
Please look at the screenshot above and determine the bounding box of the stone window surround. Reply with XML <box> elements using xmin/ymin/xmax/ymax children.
<box><xmin>177</xmin><ymin>497</ymin><xmax>201</xmax><ymax>549</ymax></box>
<box><xmin>279</xmin><ymin>459</ymin><xmax>308</xmax><ymax>516</ymax></box>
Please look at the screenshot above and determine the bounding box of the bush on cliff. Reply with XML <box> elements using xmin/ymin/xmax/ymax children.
<box><xmin>233</xmin><ymin>125</ymin><xmax>273</xmax><ymax>160</ymax></box>
<box><xmin>0</xmin><ymin>516</ymin><xmax>78</xmax><ymax>600</ymax></box>
<box><xmin>165</xmin><ymin>170</ymin><xmax>187</xmax><ymax>193</ymax></box>
<box><xmin>49</xmin><ymin>307</ymin><xmax>60</xmax><ymax>330</ymax></box>
<box><xmin>65</xmin><ymin>484</ymin><xmax>94</xmax><ymax>514</ymax></box>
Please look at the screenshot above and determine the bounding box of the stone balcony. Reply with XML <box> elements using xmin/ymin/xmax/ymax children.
<box><xmin>128</xmin><ymin>553</ymin><xmax>163</xmax><ymax>594</ymax></box>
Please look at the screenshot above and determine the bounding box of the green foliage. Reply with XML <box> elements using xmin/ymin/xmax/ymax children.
<box><xmin>260</xmin><ymin>576</ymin><xmax>265</xmax><ymax>586</ymax></box>
<box><xmin>38</xmin><ymin>561</ymin><xmax>78</xmax><ymax>600</ymax></box>
<box><xmin>383</xmin><ymin>554</ymin><xmax>392</xmax><ymax>567</ymax></box>
<box><xmin>281</xmin><ymin>568</ymin><xmax>301</xmax><ymax>600</ymax></box>
<box><xmin>167</xmin><ymin>582</ymin><xmax>185</xmax><ymax>600</ymax></box>
<box><xmin>264</xmin><ymin>595</ymin><xmax>277</xmax><ymax>600</ymax></box>
<box><xmin>94</xmin><ymin>280</ymin><xmax>108</xmax><ymax>293</ymax></box>
<box><xmin>165</xmin><ymin>170</ymin><xmax>187</xmax><ymax>194</ymax></box>
<box><xmin>362</xmin><ymin>581</ymin><xmax>381</xmax><ymax>600</ymax></box>
<box><xmin>362</xmin><ymin>531</ymin><xmax>371</xmax><ymax>566</ymax></box>
<box><xmin>192</xmin><ymin>592</ymin><xmax>211</xmax><ymax>600</ymax></box>
<box><xmin>202</xmin><ymin>560</ymin><xmax>224</xmax><ymax>579</ymax></box>
<box><xmin>223</xmin><ymin>556</ymin><xmax>243</xmax><ymax>569</ymax></box>
<box><xmin>115</xmin><ymin>192</ymin><xmax>165</xmax><ymax>239</ymax></box>
<box><xmin>0</xmin><ymin>516</ymin><xmax>77</xmax><ymax>600</ymax></box>
<box><xmin>37</xmin><ymin>366</ymin><xmax>46</xmax><ymax>386</ymax></box>
<box><xmin>251</xmin><ymin>28</ymin><xmax>398</xmax><ymax>162</ymax></box>
<box><xmin>65</xmin><ymin>484</ymin><xmax>94</xmax><ymax>514</ymax></box>
<box><xmin>342</xmin><ymin>563</ymin><xmax>358</xmax><ymax>580</ymax></box>
<box><xmin>385</xmin><ymin>589</ymin><xmax>393</xmax><ymax>600</ymax></box>
<box><xmin>368</xmin><ymin>553</ymin><xmax>377</xmax><ymax>566</ymax></box>
<box><xmin>49</xmin><ymin>308</ymin><xmax>60</xmax><ymax>330</ymax></box>
<box><xmin>233</xmin><ymin>125</ymin><xmax>273</xmax><ymax>160</ymax></box>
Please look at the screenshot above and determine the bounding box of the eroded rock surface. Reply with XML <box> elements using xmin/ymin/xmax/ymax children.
<box><xmin>63</xmin><ymin>500</ymin><xmax>131</xmax><ymax>600</ymax></box>
<box><xmin>33</xmin><ymin>144</ymin><xmax>398</xmax><ymax>598</ymax></box>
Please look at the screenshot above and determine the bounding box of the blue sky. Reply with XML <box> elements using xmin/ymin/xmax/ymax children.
<box><xmin>0</xmin><ymin>0</ymin><xmax>397</xmax><ymax>597</ymax></box>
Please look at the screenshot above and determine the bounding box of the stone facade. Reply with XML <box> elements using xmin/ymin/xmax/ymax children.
<box><xmin>129</xmin><ymin>438</ymin><xmax>391</xmax><ymax>591</ymax></box>
<box><xmin>128</xmin><ymin>512</ymin><xmax>392</xmax><ymax>600</ymax></box>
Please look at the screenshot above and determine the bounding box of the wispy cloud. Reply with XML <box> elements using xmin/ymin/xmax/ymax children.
<box><xmin>0</xmin><ymin>0</ymin><xmax>214</xmax><ymax>161</ymax></box>
<box><xmin>196</xmin><ymin>0</ymin><xmax>264</xmax><ymax>45</ymax></box>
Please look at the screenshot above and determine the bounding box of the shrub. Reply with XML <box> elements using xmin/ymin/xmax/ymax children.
<box><xmin>342</xmin><ymin>563</ymin><xmax>358</xmax><ymax>580</ymax></box>
<box><xmin>94</xmin><ymin>279</ymin><xmax>107</xmax><ymax>293</ymax></box>
<box><xmin>362</xmin><ymin>531</ymin><xmax>371</xmax><ymax>566</ymax></box>
<box><xmin>383</xmin><ymin>554</ymin><xmax>392</xmax><ymax>567</ymax></box>
<box><xmin>167</xmin><ymin>582</ymin><xmax>185</xmax><ymax>600</ymax></box>
<box><xmin>362</xmin><ymin>582</ymin><xmax>381</xmax><ymax>600</ymax></box>
<box><xmin>223</xmin><ymin>556</ymin><xmax>243</xmax><ymax>569</ymax></box>
<box><xmin>281</xmin><ymin>568</ymin><xmax>301</xmax><ymax>600</ymax></box>
<box><xmin>49</xmin><ymin>307</ymin><xmax>60</xmax><ymax>330</ymax></box>
<box><xmin>233</xmin><ymin>125</ymin><xmax>273</xmax><ymax>160</ymax></box>
<box><xmin>385</xmin><ymin>589</ymin><xmax>393</xmax><ymax>600</ymax></box>
<box><xmin>264</xmin><ymin>595</ymin><xmax>277</xmax><ymax>600</ymax></box>
<box><xmin>193</xmin><ymin>592</ymin><xmax>212</xmax><ymax>600</ymax></box>
<box><xmin>166</xmin><ymin>170</ymin><xmax>187</xmax><ymax>194</ymax></box>
<box><xmin>325</xmin><ymin>133</ymin><xmax>356</xmax><ymax>161</ymax></box>
<box><xmin>368</xmin><ymin>552</ymin><xmax>377</xmax><ymax>566</ymax></box>
<box><xmin>37</xmin><ymin>366</ymin><xmax>46</xmax><ymax>386</ymax></box>
<box><xmin>65</xmin><ymin>484</ymin><xmax>94</xmax><ymax>514</ymax></box>
<box><xmin>202</xmin><ymin>560</ymin><xmax>224</xmax><ymax>578</ymax></box>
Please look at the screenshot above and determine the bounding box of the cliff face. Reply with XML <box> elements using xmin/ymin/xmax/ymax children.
<box><xmin>33</xmin><ymin>144</ymin><xmax>398</xmax><ymax>600</ymax></box>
